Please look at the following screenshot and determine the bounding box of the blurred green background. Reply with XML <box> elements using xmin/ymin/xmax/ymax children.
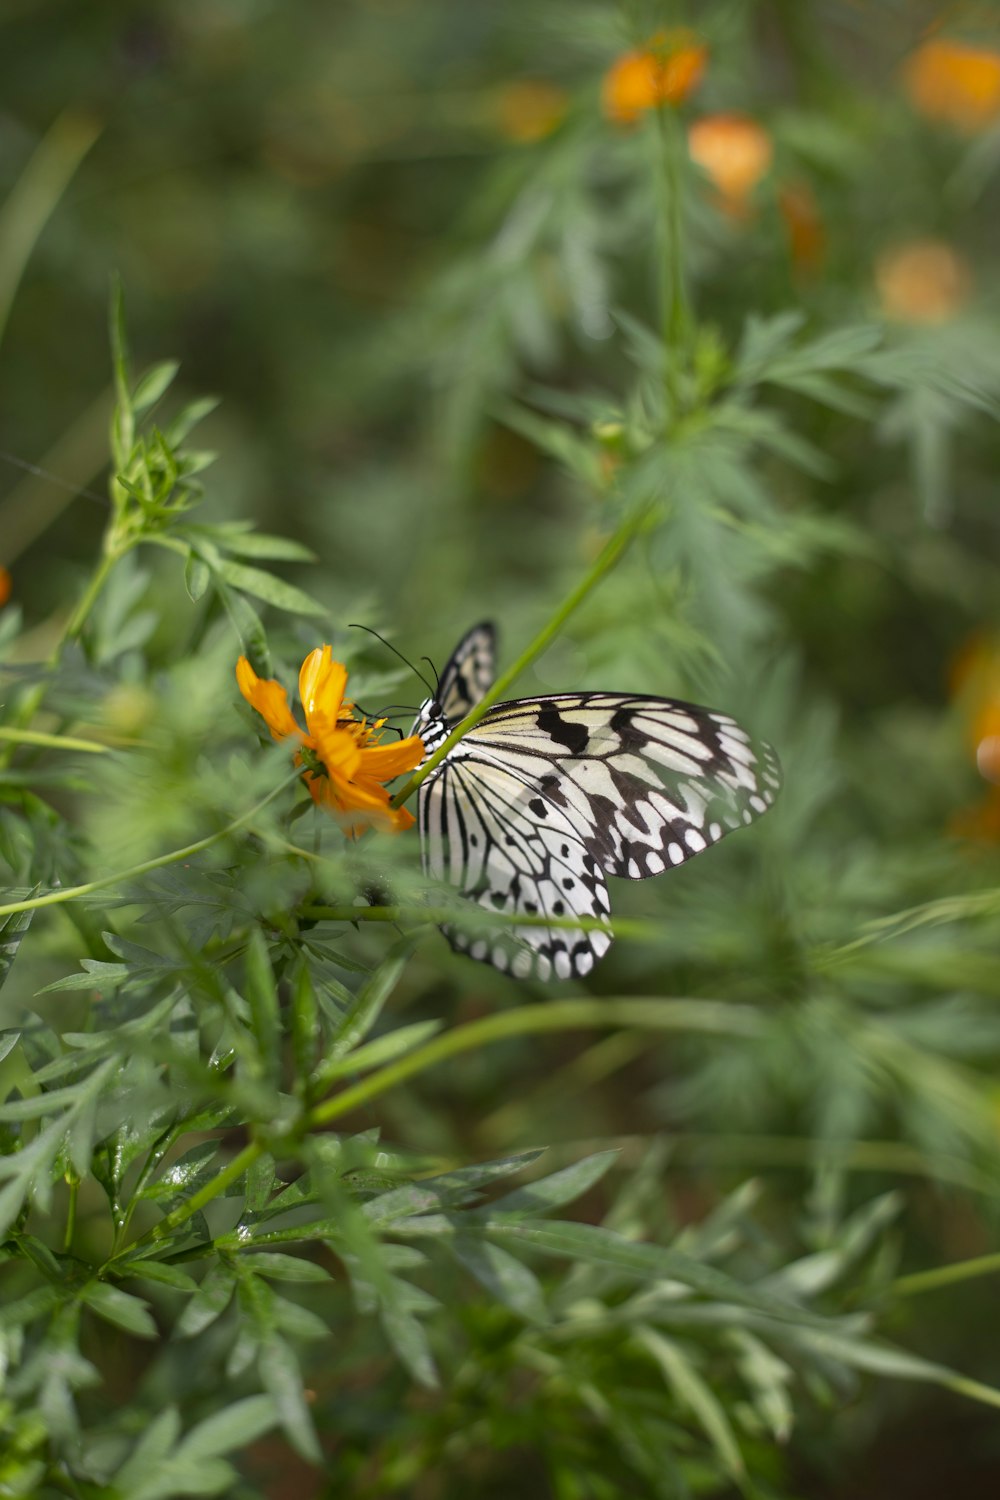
<box><xmin>4</xmin><ymin>1</ymin><xmax>1000</xmax><ymax>1496</ymax></box>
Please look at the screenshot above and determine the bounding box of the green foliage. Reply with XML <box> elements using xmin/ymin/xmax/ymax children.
<box><xmin>3</xmin><ymin>1</ymin><xmax>1000</xmax><ymax>1495</ymax></box>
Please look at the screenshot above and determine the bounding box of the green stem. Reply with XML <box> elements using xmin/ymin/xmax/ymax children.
<box><xmin>656</xmin><ymin>106</ymin><xmax>688</xmax><ymax>414</ymax></box>
<box><xmin>0</xmin><ymin>109</ymin><xmax>102</xmax><ymax>351</ymax></box>
<box><xmin>308</xmin><ymin>997</ymin><xmax>761</xmax><ymax>1129</ymax></box>
<box><xmin>0</xmin><ymin>768</ymin><xmax>302</xmax><ymax>920</ymax></box>
<box><xmin>59</xmin><ymin>544</ymin><xmax>124</xmax><ymax>651</ymax></box>
<box><xmin>144</xmin><ymin>1141</ymin><xmax>262</xmax><ymax>1249</ymax></box>
<box><xmin>302</xmin><ymin>902</ymin><xmax>661</xmax><ymax>942</ymax></box>
<box><xmin>892</xmin><ymin>1250</ymin><xmax>1000</xmax><ymax>1300</ymax></box>
<box><xmin>63</xmin><ymin>1175</ymin><xmax>79</xmax><ymax>1254</ymax></box>
<box><xmin>391</xmin><ymin>506</ymin><xmax>649</xmax><ymax>808</ymax></box>
<box><xmin>0</xmin><ymin>726</ymin><xmax>109</xmax><ymax>753</ymax></box>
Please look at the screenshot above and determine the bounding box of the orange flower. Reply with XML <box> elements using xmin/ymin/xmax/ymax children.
<box><xmin>778</xmin><ymin>180</ymin><xmax>825</xmax><ymax>274</ymax></box>
<box><xmin>236</xmin><ymin>646</ymin><xmax>425</xmax><ymax>833</ymax></box>
<box><xmin>0</xmin><ymin>567</ymin><xmax>10</xmax><ymax>607</ymax></box>
<box><xmin>688</xmin><ymin>113</ymin><xmax>773</xmax><ymax>214</ymax></box>
<box><xmin>495</xmin><ymin>80</ymin><xmax>568</xmax><ymax>143</ymax></box>
<box><xmin>875</xmin><ymin>240</ymin><xmax>971</xmax><ymax>324</ymax></box>
<box><xmin>903</xmin><ymin>36</ymin><xmax>1000</xmax><ymax>133</ymax></box>
<box><xmin>949</xmin><ymin>633</ymin><xmax>1000</xmax><ymax>841</ymax></box>
<box><xmin>952</xmin><ymin>634</ymin><xmax>1000</xmax><ymax>785</ymax></box>
<box><xmin>602</xmin><ymin>30</ymin><xmax>707</xmax><ymax>126</ymax></box>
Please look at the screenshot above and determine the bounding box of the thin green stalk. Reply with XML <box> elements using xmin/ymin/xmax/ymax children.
<box><xmin>59</xmin><ymin>544</ymin><xmax>123</xmax><ymax>650</ymax></box>
<box><xmin>301</xmin><ymin>902</ymin><xmax>662</xmax><ymax>942</ymax></box>
<box><xmin>63</xmin><ymin>1176</ymin><xmax>79</xmax><ymax>1253</ymax></box>
<box><xmin>656</xmin><ymin>106</ymin><xmax>688</xmax><ymax>414</ymax></box>
<box><xmin>0</xmin><ymin>109</ymin><xmax>102</xmax><ymax>350</ymax></box>
<box><xmin>391</xmin><ymin>505</ymin><xmax>649</xmax><ymax>807</ymax></box>
<box><xmin>0</xmin><ymin>769</ymin><xmax>302</xmax><ymax>920</ymax></box>
<box><xmin>308</xmin><ymin>997</ymin><xmax>761</xmax><ymax>1129</ymax></box>
<box><xmin>144</xmin><ymin>1141</ymin><xmax>262</xmax><ymax>1248</ymax></box>
<box><xmin>0</xmin><ymin>726</ymin><xmax>109</xmax><ymax>753</ymax></box>
<box><xmin>892</xmin><ymin>1250</ymin><xmax>1000</xmax><ymax>1300</ymax></box>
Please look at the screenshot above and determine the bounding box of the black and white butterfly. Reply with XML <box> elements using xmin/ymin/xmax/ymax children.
<box><xmin>410</xmin><ymin>624</ymin><xmax>781</xmax><ymax>981</ymax></box>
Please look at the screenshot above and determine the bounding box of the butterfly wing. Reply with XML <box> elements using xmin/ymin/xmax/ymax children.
<box><xmin>418</xmin><ymin>753</ymin><xmax>612</xmax><ymax>980</ymax></box>
<box><xmin>417</xmin><ymin>691</ymin><xmax>780</xmax><ymax>979</ymax></box>
<box><xmin>436</xmin><ymin>622</ymin><xmax>496</xmax><ymax>723</ymax></box>
<box><xmin>464</xmin><ymin>694</ymin><xmax>781</xmax><ymax>878</ymax></box>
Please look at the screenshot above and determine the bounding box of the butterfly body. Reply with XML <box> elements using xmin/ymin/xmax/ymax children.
<box><xmin>411</xmin><ymin>624</ymin><xmax>780</xmax><ymax>980</ymax></box>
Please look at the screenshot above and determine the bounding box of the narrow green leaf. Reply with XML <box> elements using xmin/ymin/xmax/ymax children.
<box><xmin>243</xmin><ymin>1251</ymin><xmax>332</xmax><ymax>1282</ymax></box>
<box><xmin>217</xmin><ymin>559</ymin><xmax>325</xmax><ymax>618</ymax></box>
<box><xmin>123</xmin><ymin>1260</ymin><xmax>199</xmax><ymax>1293</ymax></box>
<box><xmin>450</xmin><ymin>1234</ymin><xmax>548</xmax><ymax>1323</ymax></box>
<box><xmin>185</xmin><ymin>551</ymin><xmax>211</xmax><ymax>602</ymax></box>
<box><xmin>244</xmin><ymin>927</ymin><xmax>280</xmax><ymax>1080</ymax></box>
<box><xmin>81</xmin><ymin>1282</ymin><xmax>158</xmax><ymax>1339</ymax></box>
<box><xmin>177</xmin><ymin>1394</ymin><xmax>280</xmax><ymax>1461</ymax></box>
<box><xmin>484</xmin><ymin>1151</ymin><xmax>618</xmax><ymax>1219</ymax></box>
<box><xmin>489</xmin><ymin>1221</ymin><xmax>834</xmax><ymax>1328</ymax></box>
<box><xmin>318</xmin><ymin>936</ymin><xmax>415</xmax><ymax>1074</ymax></box>
<box><xmin>259</xmin><ymin>1334</ymin><xmax>321</xmax><ymax>1462</ymax></box>
<box><xmin>133</xmin><ymin>359</ymin><xmax>179</xmax><ymax>412</ymax></box>
<box><xmin>317</xmin><ymin>1019</ymin><xmax>441</xmax><ymax>1087</ymax></box>
<box><xmin>636</xmin><ymin>1326</ymin><xmax>744</xmax><ymax>1479</ymax></box>
<box><xmin>175</xmin><ymin>1265</ymin><xmax>237</xmax><ymax>1338</ymax></box>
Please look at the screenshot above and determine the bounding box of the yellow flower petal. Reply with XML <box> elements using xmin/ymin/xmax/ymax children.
<box><xmin>235</xmin><ymin>656</ymin><xmax>302</xmax><ymax>741</ymax></box>
<box><xmin>299</xmin><ymin>646</ymin><xmax>347</xmax><ymax>737</ymax></box>
<box><xmin>358</xmin><ymin>734</ymin><xmax>426</xmax><ymax>779</ymax></box>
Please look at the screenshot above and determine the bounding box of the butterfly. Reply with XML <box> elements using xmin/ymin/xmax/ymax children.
<box><xmin>410</xmin><ymin>624</ymin><xmax>781</xmax><ymax>980</ymax></box>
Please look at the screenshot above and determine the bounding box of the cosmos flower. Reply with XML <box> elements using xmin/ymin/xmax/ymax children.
<box><xmin>602</xmin><ymin>30</ymin><xmax>707</xmax><ymax>126</ymax></box>
<box><xmin>236</xmin><ymin>646</ymin><xmax>424</xmax><ymax>833</ymax></box>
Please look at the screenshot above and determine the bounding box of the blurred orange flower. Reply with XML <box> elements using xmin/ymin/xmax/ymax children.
<box><xmin>602</xmin><ymin>30</ymin><xmax>707</xmax><ymax>126</ymax></box>
<box><xmin>903</xmin><ymin>36</ymin><xmax>1000</xmax><ymax>133</ymax></box>
<box><xmin>236</xmin><ymin>647</ymin><xmax>424</xmax><ymax>833</ymax></box>
<box><xmin>778</xmin><ymin>180</ymin><xmax>825</xmax><ymax>274</ymax></box>
<box><xmin>495</xmin><ymin>80</ymin><xmax>568</xmax><ymax>143</ymax></box>
<box><xmin>950</xmin><ymin>634</ymin><xmax>1000</xmax><ymax>840</ymax></box>
<box><xmin>876</xmin><ymin>240</ymin><xmax>971</xmax><ymax>324</ymax></box>
<box><xmin>0</xmin><ymin>567</ymin><xmax>10</xmax><ymax>607</ymax></box>
<box><xmin>688</xmin><ymin>113</ymin><xmax>773</xmax><ymax>214</ymax></box>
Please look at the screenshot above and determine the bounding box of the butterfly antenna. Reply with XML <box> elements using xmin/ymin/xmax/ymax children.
<box><xmin>348</xmin><ymin>623</ymin><xmax>436</xmax><ymax>697</ymax></box>
<box><xmin>422</xmin><ymin>657</ymin><xmax>440</xmax><ymax>695</ymax></box>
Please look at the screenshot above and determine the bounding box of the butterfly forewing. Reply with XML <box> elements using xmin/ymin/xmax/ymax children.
<box><xmin>437</xmin><ymin>621</ymin><xmax>495</xmax><ymax>724</ymax></box>
<box><xmin>412</xmin><ymin>624</ymin><xmax>781</xmax><ymax>979</ymax></box>
<box><xmin>462</xmin><ymin>694</ymin><xmax>781</xmax><ymax>880</ymax></box>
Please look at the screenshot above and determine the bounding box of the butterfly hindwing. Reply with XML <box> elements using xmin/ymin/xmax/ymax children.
<box><xmin>418</xmin><ymin>756</ymin><xmax>612</xmax><ymax>980</ymax></box>
<box><xmin>412</xmin><ymin>626</ymin><xmax>780</xmax><ymax>980</ymax></box>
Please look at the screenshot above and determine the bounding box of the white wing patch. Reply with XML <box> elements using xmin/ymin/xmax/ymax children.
<box><xmin>412</xmin><ymin>629</ymin><xmax>781</xmax><ymax>980</ymax></box>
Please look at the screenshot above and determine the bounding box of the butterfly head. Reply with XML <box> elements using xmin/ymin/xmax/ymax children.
<box><xmin>411</xmin><ymin>696</ymin><xmax>450</xmax><ymax>761</ymax></box>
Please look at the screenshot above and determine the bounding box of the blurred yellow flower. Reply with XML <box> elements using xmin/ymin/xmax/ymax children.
<box><xmin>903</xmin><ymin>36</ymin><xmax>1000</xmax><ymax>133</ymax></box>
<box><xmin>688</xmin><ymin>113</ymin><xmax>773</xmax><ymax>214</ymax></box>
<box><xmin>236</xmin><ymin>646</ymin><xmax>424</xmax><ymax>833</ymax></box>
<box><xmin>778</xmin><ymin>180</ymin><xmax>825</xmax><ymax>274</ymax></box>
<box><xmin>0</xmin><ymin>567</ymin><xmax>10</xmax><ymax>607</ymax></box>
<box><xmin>875</xmin><ymin>240</ymin><xmax>971</xmax><ymax>324</ymax></box>
<box><xmin>602</xmin><ymin>30</ymin><xmax>707</xmax><ymax>126</ymax></box>
<box><xmin>495</xmin><ymin>80</ymin><xmax>568</xmax><ymax>143</ymax></box>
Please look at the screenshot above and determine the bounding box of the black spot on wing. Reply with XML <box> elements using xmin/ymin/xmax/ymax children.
<box><xmin>538</xmin><ymin>706</ymin><xmax>589</xmax><ymax>755</ymax></box>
